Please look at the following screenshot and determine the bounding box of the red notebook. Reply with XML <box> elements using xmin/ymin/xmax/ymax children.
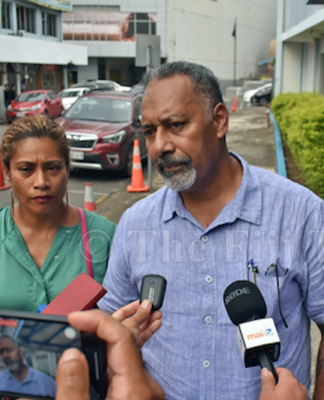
<box><xmin>41</xmin><ymin>273</ymin><xmax>107</xmax><ymax>316</ymax></box>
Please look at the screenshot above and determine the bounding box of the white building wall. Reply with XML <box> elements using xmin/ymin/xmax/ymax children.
<box><xmin>77</xmin><ymin>58</ymin><xmax>98</xmax><ymax>82</ymax></box>
<box><xmin>281</xmin><ymin>42</ymin><xmax>302</xmax><ymax>93</ymax></box>
<box><xmin>275</xmin><ymin>0</ymin><xmax>324</xmax><ymax>95</ymax></box>
<box><xmin>166</xmin><ymin>0</ymin><xmax>276</xmax><ymax>81</ymax></box>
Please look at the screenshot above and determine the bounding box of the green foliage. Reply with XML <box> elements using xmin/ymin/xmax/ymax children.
<box><xmin>271</xmin><ymin>92</ymin><xmax>324</xmax><ymax>197</ymax></box>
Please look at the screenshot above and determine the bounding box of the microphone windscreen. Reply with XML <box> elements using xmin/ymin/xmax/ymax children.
<box><xmin>223</xmin><ymin>280</ymin><xmax>267</xmax><ymax>325</ymax></box>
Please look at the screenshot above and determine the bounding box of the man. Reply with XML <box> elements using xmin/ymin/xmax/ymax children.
<box><xmin>7</xmin><ymin>84</ymin><xmax>16</xmax><ymax>103</ymax></box>
<box><xmin>98</xmin><ymin>61</ymin><xmax>324</xmax><ymax>399</ymax></box>
<box><xmin>4</xmin><ymin>84</ymin><xmax>9</xmax><ymax>108</ymax></box>
<box><xmin>53</xmin><ymin>307</ymin><xmax>307</xmax><ymax>400</ymax></box>
<box><xmin>0</xmin><ymin>336</ymin><xmax>56</xmax><ymax>397</ymax></box>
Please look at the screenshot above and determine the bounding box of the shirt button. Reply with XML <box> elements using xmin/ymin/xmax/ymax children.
<box><xmin>54</xmin><ymin>255</ymin><xmax>59</xmax><ymax>260</ymax></box>
<box><xmin>66</xmin><ymin>230</ymin><xmax>70</xmax><ymax>234</ymax></box>
<box><xmin>201</xmin><ymin>235</ymin><xmax>209</xmax><ymax>242</ymax></box>
<box><xmin>205</xmin><ymin>316</ymin><xmax>212</xmax><ymax>324</ymax></box>
<box><xmin>205</xmin><ymin>275</ymin><xmax>213</xmax><ymax>283</ymax></box>
<box><xmin>203</xmin><ymin>360</ymin><xmax>210</xmax><ymax>368</ymax></box>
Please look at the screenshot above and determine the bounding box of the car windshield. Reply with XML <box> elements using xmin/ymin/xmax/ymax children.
<box><xmin>59</xmin><ymin>90</ymin><xmax>82</xmax><ymax>98</ymax></box>
<box><xmin>65</xmin><ymin>97</ymin><xmax>132</xmax><ymax>122</ymax></box>
<box><xmin>16</xmin><ymin>93</ymin><xmax>44</xmax><ymax>102</ymax></box>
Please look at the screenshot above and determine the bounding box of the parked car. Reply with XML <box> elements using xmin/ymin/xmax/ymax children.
<box><xmin>6</xmin><ymin>90</ymin><xmax>63</xmax><ymax>123</ymax></box>
<box><xmin>251</xmin><ymin>87</ymin><xmax>272</xmax><ymax>106</ymax></box>
<box><xmin>55</xmin><ymin>90</ymin><xmax>146</xmax><ymax>176</ymax></box>
<box><xmin>243</xmin><ymin>83</ymin><xmax>272</xmax><ymax>103</ymax></box>
<box><xmin>74</xmin><ymin>80</ymin><xmax>131</xmax><ymax>92</ymax></box>
<box><xmin>58</xmin><ymin>87</ymin><xmax>90</xmax><ymax>111</ymax></box>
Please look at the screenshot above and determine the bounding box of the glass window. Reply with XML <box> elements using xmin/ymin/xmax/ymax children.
<box><xmin>1</xmin><ymin>1</ymin><xmax>11</xmax><ymax>29</ymax></box>
<box><xmin>16</xmin><ymin>5</ymin><xmax>36</xmax><ymax>33</ymax></box>
<box><xmin>16</xmin><ymin>93</ymin><xmax>44</xmax><ymax>102</ymax></box>
<box><xmin>62</xmin><ymin>7</ymin><xmax>156</xmax><ymax>42</ymax></box>
<box><xmin>42</xmin><ymin>12</ymin><xmax>57</xmax><ymax>36</ymax></box>
<box><xmin>65</xmin><ymin>97</ymin><xmax>132</xmax><ymax>122</ymax></box>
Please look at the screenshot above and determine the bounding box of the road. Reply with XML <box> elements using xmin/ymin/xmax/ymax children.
<box><xmin>0</xmin><ymin>123</ymin><xmax>147</xmax><ymax>209</ymax></box>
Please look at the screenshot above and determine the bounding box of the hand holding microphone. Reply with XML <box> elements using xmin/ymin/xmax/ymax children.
<box><xmin>259</xmin><ymin>368</ymin><xmax>307</xmax><ymax>400</ymax></box>
<box><xmin>223</xmin><ymin>280</ymin><xmax>280</xmax><ymax>383</ymax></box>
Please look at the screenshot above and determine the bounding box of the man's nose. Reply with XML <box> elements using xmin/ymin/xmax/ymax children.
<box><xmin>151</xmin><ymin>127</ymin><xmax>175</xmax><ymax>156</ymax></box>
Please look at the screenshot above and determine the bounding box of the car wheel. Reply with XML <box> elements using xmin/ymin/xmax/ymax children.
<box><xmin>61</xmin><ymin>107</ymin><xmax>64</xmax><ymax>115</ymax></box>
<box><xmin>44</xmin><ymin>109</ymin><xmax>49</xmax><ymax>117</ymax></box>
<box><xmin>260</xmin><ymin>98</ymin><xmax>268</xmax><ymax>107</ymax></box>
<box><xmin>122</xmin><ymin>145</ymin><xmax>134</xmax><ymax>178</ymax></box>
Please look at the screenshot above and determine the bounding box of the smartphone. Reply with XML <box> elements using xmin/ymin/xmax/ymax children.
<box><xmin>0</xmin><ymin>309</ymin><xmax>107</xmax><ymax>400</ymax></box>
<box><xmin>140</xmin><ymin>274</ymin><xmax>167</xmax><ymax>311</ymax></box>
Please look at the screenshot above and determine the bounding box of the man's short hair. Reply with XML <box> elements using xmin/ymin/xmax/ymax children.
<box><xmin>141</xmin><ymin>61</ymin><xmax>223</xmax><ymax>121</ymax></box>
<box><xmin>0</xmin><ymin>335</ymin><xmax>19</xmax><ymax>348</ymax></box>
<box><xmin>11</xmin><ymin>84</ymin><xmax>15</xmax><ymax>88</ymax></box>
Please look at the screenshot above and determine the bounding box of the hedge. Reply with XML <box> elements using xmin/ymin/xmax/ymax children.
<box><xmin>271</xmin><ymin>92</ymin><xmax>324</xmax><ymax>198</ymax></box>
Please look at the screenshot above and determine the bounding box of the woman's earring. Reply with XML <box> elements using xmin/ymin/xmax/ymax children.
<box><xmin>11</xmin><ymin>189</ymin><xmax>14</xmax><ymax>216</ymax></box>
<box><xmin>65</xmin><ymin>189</ymin><xmax>69</xmax><ymax>207</ymax></box>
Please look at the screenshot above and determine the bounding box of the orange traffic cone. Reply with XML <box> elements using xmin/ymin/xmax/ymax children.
<box><xmin>84</xmin><ymin>183</ymin><xmax>97</xmax><ymax>211</ymax></box>
<box><xmin>0</xmin><ymin>152</ymin><xmax>10</xmax><ymax>191</ymax></box>
<box><xmin>127</xmin><ymin>140</ymin><xmax>149</xmax><ymax>193</ymax></box>
<box><xmin>231</xmin><ymin>97</ymin><xmax>237</xmax><ymax>112</ymax></box>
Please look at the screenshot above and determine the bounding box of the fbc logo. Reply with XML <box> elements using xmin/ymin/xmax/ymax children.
<box><xmin>247</xmin><ymin>328</ymin><xmax>274</xmax><ymax>340</ymax></box>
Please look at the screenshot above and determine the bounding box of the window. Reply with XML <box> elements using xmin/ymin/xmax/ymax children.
<box><xmin>62</xmin><ymin>7</ymin><xmax>157</xmax><ymax>41</ymax></box>
<box><xmin>1</xmin><ymin>1</ymin><xmax>11</xmax><ymax>29</ymax></box>
<box><xmin>42</xmin><ymin>12</ymin><xmax>57</xmax><ymax>36</ymax></box>
<box><xmin>16</xmin><ymin>5</ymin><xmax>36</xmax><ymax>33</ymax></box>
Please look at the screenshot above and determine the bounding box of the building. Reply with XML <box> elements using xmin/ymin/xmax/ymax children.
<box><xmin>0</xmin><ymin>0</ymin><xmax>87</xmax><ymax>94</ymax></box>
<box><xmin>275</xmin><ymin>0</ymin><xmax>324</xmax><ymax>95</ymax></box>
<box><xmin>63</xmin><ymin>0</ymin><xmax>277</xmax><ymax>92</ymax></box>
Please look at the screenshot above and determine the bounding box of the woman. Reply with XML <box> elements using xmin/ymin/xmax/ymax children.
<box><xmin>0</xmin><ymin>115</ymin><xmax>116</xmax><ymax>312</ymax></box>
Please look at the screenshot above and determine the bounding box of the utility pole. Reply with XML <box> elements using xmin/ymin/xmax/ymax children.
<box><xmin>233</xmin><ymin>18</ymin><xmax>237</xmax><ymax>86</ymax></box>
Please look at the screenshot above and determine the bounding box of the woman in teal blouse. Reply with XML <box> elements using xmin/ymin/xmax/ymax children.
<box><xmin>0</xmin><ymin>115</ymin><xmax>115</xmax><ymax>312</ymax></box>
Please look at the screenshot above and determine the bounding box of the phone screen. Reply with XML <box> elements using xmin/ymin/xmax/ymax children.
<box><xmin>0</xmin><ymin>311</ymin><xmax>107</xmax><ymax>400</ymax></box>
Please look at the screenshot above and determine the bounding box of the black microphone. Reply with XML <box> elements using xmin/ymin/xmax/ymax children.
<box><xmin>223</xmin><ymin>280</ymin><xmax>280</xmax><ymax>383</ymax></box>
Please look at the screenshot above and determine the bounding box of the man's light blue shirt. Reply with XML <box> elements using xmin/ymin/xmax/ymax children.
<box><xmin>99</xmin><ymin>154</ymin><xmax>324</xmax><ymax>400</ymax></box>
<box><xmin>0</xmin><ymin>366</ymin><xmax>57</xmax><ymax>397</ymax></box>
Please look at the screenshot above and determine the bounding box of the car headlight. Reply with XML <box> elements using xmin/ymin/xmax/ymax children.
<box><xmin>7</xmin><ymin>105</ymin><xmax>12</xmax><ymax>111</ymax></box>
<box><xmin>32</xmin><ymin>103</ymin><xmax>42</xmax><ymax>111</ymax></box>
<box><xmin>102</xmin><ymin>130</ymin><xmax>126</xmax><ymax>144</ymax></box>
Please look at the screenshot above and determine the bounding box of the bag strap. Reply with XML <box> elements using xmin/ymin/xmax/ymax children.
<box><xmin>77</xmin><ymin>207</ymin><xmax>94</xmax><ymax>278</ymax></box>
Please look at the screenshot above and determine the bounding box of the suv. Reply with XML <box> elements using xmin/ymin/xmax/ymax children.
<box><xmin>55</xmin><ymin>90</ymin><xmax>146</xmax><ymax>176</ymax></box>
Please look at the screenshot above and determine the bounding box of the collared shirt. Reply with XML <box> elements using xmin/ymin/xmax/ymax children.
<box><xmin>0</xmin><ymin>366</ymin><xmax>56</xmax><ymax>397</ymax></box>
<box><xmin>98</xmin><ymin>153</ymin><xmax>324</xmax><ymax>400</ymax></box>
<box><xmin>0</xmin><ymin>206</ymin><xmax>115</xmax><ymax>312</ymax></box>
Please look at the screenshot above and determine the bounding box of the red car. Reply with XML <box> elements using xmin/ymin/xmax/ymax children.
<box><xmin>6</xmin><ymin>90</ymin><xmax>63</xmax><ymax>123</ymax></box>
<box><xmin>55</xmin><ymin>90</ymin><xmax>147</xmax><ymax>176</ymax></box>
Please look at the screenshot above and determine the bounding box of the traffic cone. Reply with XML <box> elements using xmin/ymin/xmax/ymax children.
<box><xmin>127</xmin><ymin>139</ymin><xmax>149</xmax><ymax>193</ymax></box>
<box><xmin>231</xmin><ymin>97</ymin><xmax>237</xmax><ymax>112</ymax></box>
<box><xmin>0</xmin><ymin>152</ymin><xmax>10</xmax><ymax>191</ymax></box>
<box><xmin>84</xmin><ymin>183</ymin><xmax>96</xmax><ymax>211</ymax></box>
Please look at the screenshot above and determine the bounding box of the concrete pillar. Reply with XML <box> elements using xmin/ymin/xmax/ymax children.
<box><xmin>63</xmin><ymin>67</ymin><xmax>68</xmax><ymax>90</ymax></box>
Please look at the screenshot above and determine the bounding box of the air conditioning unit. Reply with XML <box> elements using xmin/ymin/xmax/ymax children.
<box><xmin>16</xmin><ymin>30</ymin><xmax>25</xmax><ymax>37</ymax></box>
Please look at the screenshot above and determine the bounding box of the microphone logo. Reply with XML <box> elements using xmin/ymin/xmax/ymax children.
<box><xmin>224</xmin><ymin>287</ymin><xmax>251</xmax><ymax>306</ymax></box>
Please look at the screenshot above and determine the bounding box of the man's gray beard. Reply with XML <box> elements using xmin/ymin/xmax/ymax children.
<box><xmin>157</xmin><ymin>155</ymin><xmax>197</xmax><ymax>192</ymax></box>
<box><xmin>6</xmin><ymin>361</ymin><xmax>19</xmax><ymax>372</ymax></box>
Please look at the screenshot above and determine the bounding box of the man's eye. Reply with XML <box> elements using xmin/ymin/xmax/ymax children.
<box><xmin>143</xmin><ymin>129</ymin><xmax>155</xmax><ymax>137</ymax></box>
<box><xmin>48</xmin><ymin>165</ymin><xmax>60</xmax><ymax>171</ymax></box>
<box><xmin>171</xmin><ymin>122</ymin><xmax>184</xmax><ymax>128</ymax></box>
<box><xmin>19</xmin><ymin>167</ymin><xmax>31</xmax><ymax>172</ymax></box>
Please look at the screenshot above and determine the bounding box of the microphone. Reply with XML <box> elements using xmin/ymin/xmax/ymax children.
<box><xmin>223</xmin><ymin>280</ymin><xmax>280</xmax><ymax>383</ymax></box>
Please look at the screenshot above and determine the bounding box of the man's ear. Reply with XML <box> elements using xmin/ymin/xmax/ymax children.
<box><xmin>212</xmin><ymin>103</ymin><xmax>229</xmax><ymax>139</ymax></box>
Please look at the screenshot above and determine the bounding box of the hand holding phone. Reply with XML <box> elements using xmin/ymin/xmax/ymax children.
<box><xmin>140</xmin><ymin>274</ymin><xmax>167</xmax><ymax>311</ymax></box>
<box><xmin>0</xmin><ymin>310</ymin><xmax>107</xmax><ymax>400</ymax></box>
